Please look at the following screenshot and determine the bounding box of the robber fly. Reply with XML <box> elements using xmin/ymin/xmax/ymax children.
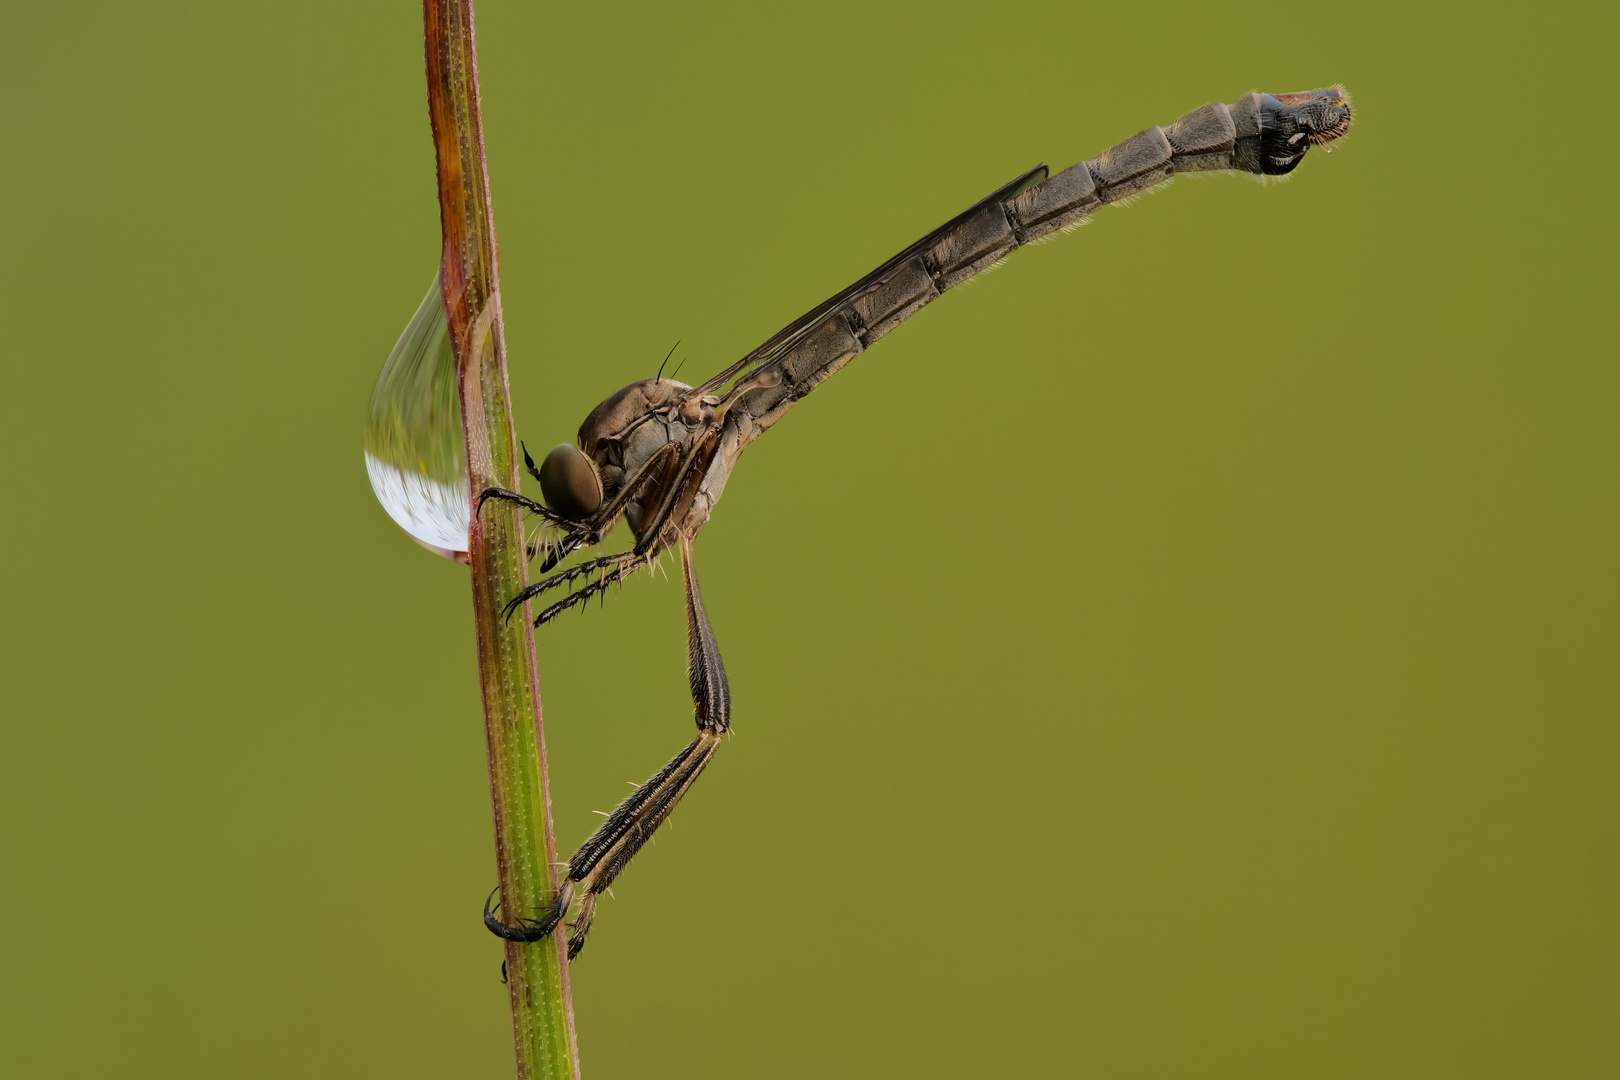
<box><xmin>478</xmin><ymin>88</ymin><xmax>1352</xmax><ymax>959</ymax></box>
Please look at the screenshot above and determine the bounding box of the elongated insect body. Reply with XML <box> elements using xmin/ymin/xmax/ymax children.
<box><xmin>545</xmin><ymin>89</ymin><xmax>1353</xmax><ymax>554</ymax></box>
<box><xmin>479</xmin><ymin>87</ymin><xmax>1351</xmax><ymax>960</ymax></box>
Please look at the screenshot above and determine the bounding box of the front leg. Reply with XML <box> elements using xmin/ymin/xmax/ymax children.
<box><xmin>485</xmin><ymin>534</ymin><xmax>731</xmax><ymax>959</ymax></box>
<box><xmin>476</xmin><ymin>486</ymin><xmax>571</xmax><ymax>528</ymax></box>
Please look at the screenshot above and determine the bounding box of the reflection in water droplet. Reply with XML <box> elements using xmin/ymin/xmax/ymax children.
<box><xmin>365</xmin><ymin>272</ymin><xmax>470</xmax><ymax>561</ymax></box>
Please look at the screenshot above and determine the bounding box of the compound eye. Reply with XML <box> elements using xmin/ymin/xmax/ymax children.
<box><xmin>538</xmin><ymin>443</ymin><xmax>603</xmax><ymax>520</ymax></box>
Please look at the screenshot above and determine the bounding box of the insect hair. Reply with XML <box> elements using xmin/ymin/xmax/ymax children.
<box><xmin>655</xmin><ymin>340</ymin><xmax>681</xmax><ymax>382</ymax></box>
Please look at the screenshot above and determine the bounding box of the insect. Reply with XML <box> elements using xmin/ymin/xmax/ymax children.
<box><xmin>478</xmin><ymin>88</ymin><xmax>1352</xmax><ymax>959</ymax></box>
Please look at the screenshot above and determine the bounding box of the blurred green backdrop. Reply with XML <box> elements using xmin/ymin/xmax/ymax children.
<box><xmin>2</xmin><ymin>1</ymin><xmax>1615</xmax><ymax>1076</ymax></box>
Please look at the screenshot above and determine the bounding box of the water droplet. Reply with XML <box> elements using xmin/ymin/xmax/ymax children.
<box><xmin>365</xmin><ymin>272</ymin><xmax>470</xmax><ymax>562</ymax></box>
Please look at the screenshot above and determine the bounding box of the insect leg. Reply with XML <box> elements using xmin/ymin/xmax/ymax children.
<box><xmin>586</xmin><ymin>441</ymin><xmax>680</xmax><ymax>538</ymax></box>
<box><xmin>485</xmin><ymin>535</ymin><xmax>730</xmax><ymax>959</ymax></box>
<box><xmin>534</xmin><ymin>535</ymin><xmax>585</xmax><ymax>574</ymax></box>
<box><xmin>530</xmin><ymin>556</ymin><xmax>651</xmax><ymax>626</ymax></box>
<box><xmin>484</xmin><ymin>880</ymin><xmax>573</xmax><ymax>943</ymax></box>
<box><xmin>629</xmin><ymin>427</ymin><xmax>721</xmax><ymax>559</ymax></box>
<box><xmin>475</xmin><ymin>486</ymin><xmax>571</xmax><ymax>527</ymax></box>
<box><xmin>501</xmin><ymin>550</ymin><xmax>641</xmax><ymax>623</ymax></box>
<box><xmin>477</xmin><ymin>485</ymin><xmax>596</xmax><ymax>575</ymax></box>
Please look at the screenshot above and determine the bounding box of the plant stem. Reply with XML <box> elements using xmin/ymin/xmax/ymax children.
<box><xmin>422</xmin><ymin>2</ymin><xmax>580</xmax><ymax>1076</ymax></box>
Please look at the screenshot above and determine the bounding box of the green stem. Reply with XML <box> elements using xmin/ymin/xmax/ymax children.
<box><xmin>422</xmin><ymin>2</ymin><xmax>580</xmax><ymax>1076</ymax></box>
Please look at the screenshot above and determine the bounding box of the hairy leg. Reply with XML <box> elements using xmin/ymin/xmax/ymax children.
<box><xmin>485</xmin><ymin>535</ymin><xmax>730</xmax><ymax>958</ymax></box>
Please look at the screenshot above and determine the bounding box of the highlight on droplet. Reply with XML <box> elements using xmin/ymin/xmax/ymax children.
<box><xmin>364</xmin><ymin>271</ymin><xmax>471</xmax><ymax>561</ymax></box>
<box><xmin>363</xmin><ymin>452</ymin><xmax>469</xmax><ymax>561</ymax></box>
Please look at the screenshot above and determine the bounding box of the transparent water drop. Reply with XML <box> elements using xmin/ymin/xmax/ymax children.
<box><xmin>365</xmin><ymin>272</ymin><xmax>470</xmax><ymax>562</ymax></box>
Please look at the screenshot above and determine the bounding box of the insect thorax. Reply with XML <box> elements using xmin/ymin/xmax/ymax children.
<box><xmin>578</xmin><ymin>377</ymin><xmax>716</xmax><ymax>535</ymax></box>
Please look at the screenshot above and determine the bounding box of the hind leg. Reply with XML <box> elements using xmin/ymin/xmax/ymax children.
<box><xmin>485</xmin><ymin>535</ymin><xmax>730</xmax><ymax>958</ymax></box>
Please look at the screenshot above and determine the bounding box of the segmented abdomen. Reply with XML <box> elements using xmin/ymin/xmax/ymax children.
<box><xmin>720</xmin><ymin>91</ymin><xmax>1342</xmax><ymax>456</ymax></box>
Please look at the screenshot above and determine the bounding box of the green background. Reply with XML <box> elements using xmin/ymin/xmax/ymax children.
<box><xmin>3</xmin><ymin>1</ymin><xmax>1615</xmax><ymax>1076</ymax></box>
